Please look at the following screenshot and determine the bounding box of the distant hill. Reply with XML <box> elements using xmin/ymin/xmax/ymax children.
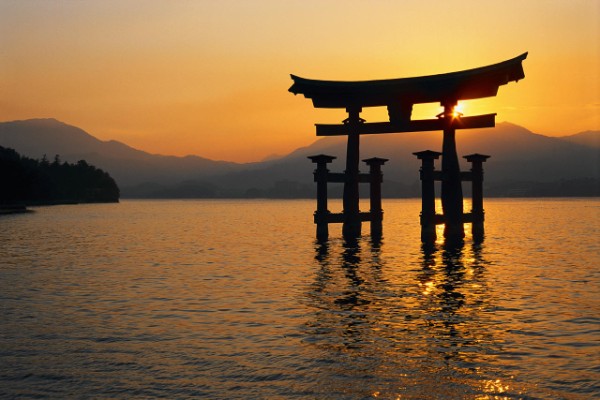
<box><xmin>206</xmin><ymin>122</ymin><xmax>599</xmax><ymax>197</ymax></box>
<box><xmin>0</xmin><ymin>119</ymin><xmax>245</xmax><ymax>191</ymax></box>
<box><xmin>559</xmin><ymin>131</ymin><xmax>600</xmax><ymax>149</ymax></box>
<box><xmin>0</xmin><ymin>146</ymin><xmax>119</xmax><ymax>205</ymax></box>
<box><xmin>0</xmin><ymin>118</ymin><xmax>598</xmax><ymax>197</ymax></box>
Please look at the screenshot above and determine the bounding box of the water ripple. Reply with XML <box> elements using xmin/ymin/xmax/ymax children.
<box><xmin>0</xmin><ymin>199</ymin><xmax>598</xmax><ymax>399</ymax></box>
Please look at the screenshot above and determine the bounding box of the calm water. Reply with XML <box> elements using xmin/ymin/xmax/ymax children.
<box><xmin>1</xmin><ymin>199</ymin><xmax>598</xmax><ymax>399</ymax></box>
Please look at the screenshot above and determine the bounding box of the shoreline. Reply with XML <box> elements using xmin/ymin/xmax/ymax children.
<box><xmin>0</xmin><ymin>205</ymin><xmax>32</xmax><ymax>215</ymax></box>
<box><xmin>1</xmin><ymin>199</ymin><xmax>119</xmax><ymax>215</ymax></box>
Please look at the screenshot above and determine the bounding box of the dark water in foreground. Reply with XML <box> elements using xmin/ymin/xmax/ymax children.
<box><xmin>0</xmin><ymin>199</ymin><xmax>598</xmax><ymax>399</ymax></box>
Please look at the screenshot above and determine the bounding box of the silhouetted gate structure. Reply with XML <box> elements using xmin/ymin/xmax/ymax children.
<box><xmin>290</xmin><ymin>52</ymin><xmax>527</xmax><ymax>241</ymax></box>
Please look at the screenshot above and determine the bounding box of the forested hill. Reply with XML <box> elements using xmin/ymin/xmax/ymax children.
<box><xmin>0</xmin><ymin>146</ymin><xmax>119</xmax><ymax>205</ymax></box>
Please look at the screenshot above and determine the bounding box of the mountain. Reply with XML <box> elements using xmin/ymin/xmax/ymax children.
<box><xmin>0</xmin><ymin>119</ymin><xmax>245</xmax><ymax>192</ymax></box>
<box><xmin>210</xmin><ymin>122</ymin><xmax>599</xmax><ymax>197</ymax></box>
<box><xmin>0</xmin><ymin>118</ymin><xmax>598</xmax><ymax>198</ymax></box>
<box><xmin>559</xmin><ymin>131</ymin><xmax>600</xmax><ymax>149</ymax></box>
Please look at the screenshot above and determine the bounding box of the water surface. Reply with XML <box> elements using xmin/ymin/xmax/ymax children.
<box><xmin>1</xmin><ymin>199</ymin><xmax>598</xmax><ymax>399</ymax></box>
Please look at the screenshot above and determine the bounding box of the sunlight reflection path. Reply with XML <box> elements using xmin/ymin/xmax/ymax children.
<box><xmin>304</xmin><ymin>236</ymin><xmax>531</xmax><ymax>399</ymax></box>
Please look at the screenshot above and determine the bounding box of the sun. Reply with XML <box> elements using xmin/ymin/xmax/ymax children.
<box><xmin>452</xmin><ymin>103</ymin><xmax>465</xmax><ymax>118</ymax></box>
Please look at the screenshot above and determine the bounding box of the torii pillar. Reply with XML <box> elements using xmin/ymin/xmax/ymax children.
<box><xmin>464</xmin><ymin>153</ymin><xmax>490</xmax><ymax>242</ymax></box>
<box><xmin>308</xmin><ymin>154</ymin><xmax>336</xmax><ymax>241</ymax></box>
<box><xmin>441</xmin><ymin>101</ymin><xmax>465</xmax><ymax>241</ymax></box>
<box><xmin>342</xmin><ymin>106</ymin><xmax>363</xmax><ymax>238</ymax></box>
<box><xmin>414</xmin><ymin>150</ymin><xmax>441</xmax><ymax>242</ymax></box>
<box><xmin>364</xmin><ymin>157</ymin><xmax>388</xmax><ymax>238</ymax></box>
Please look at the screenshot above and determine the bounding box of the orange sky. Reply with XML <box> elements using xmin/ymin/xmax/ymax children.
<box><xmin>1</xmin><ymin>0</ymin><xmax>598</xmax><ymax>162</ymax></box>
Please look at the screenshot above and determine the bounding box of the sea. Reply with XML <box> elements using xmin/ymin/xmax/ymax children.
<box><xmin>0</xmin><ymin>198</ymin><xmax>598</xmax><ymax>399</ymax></box>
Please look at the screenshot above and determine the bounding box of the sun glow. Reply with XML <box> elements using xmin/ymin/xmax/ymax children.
<box><xmin>1</xmin><ymin>1</ymin><xmax>598</xmax><ymax>161</ymax></box>
<box><xmin>433</xmin><ymin>102</ymin><xmax>465</xmax><ymax>120</ymax></box>
<box><xmin>452</xmin><ymin>103</ymin><xmax>465</xmax><ymax>118</ymax></box>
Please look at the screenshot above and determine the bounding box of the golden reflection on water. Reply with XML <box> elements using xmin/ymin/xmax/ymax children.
<box><xmin>307</xmin><ymin>233</ymin><xmax>531</xmax><ymax>399</ymax></box>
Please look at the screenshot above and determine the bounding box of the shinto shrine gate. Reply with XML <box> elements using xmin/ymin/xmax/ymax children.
<box><xmin>290</xmin><ymin>52</ymin><xmax>527</xmax><ymax>242</ymax></box>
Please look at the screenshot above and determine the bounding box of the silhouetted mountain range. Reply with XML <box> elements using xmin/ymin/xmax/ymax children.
<box><xmin>1</xmin><ymin>118</ymin><xmax>598</xmax><ymax>197</ymax></box>
<box><xmin>0</xmin><ymin>119</ymin><xmax>246</xmax><ymax>189</ymax></box>
<box><xmin>559</xmin><ymin>131</ymin><xmax>600</xmax><ymax>149</ymax></box>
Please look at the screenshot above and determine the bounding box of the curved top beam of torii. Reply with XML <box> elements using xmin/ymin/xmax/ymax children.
<box><xmin>289</xmin><ymin>52</ymin><xmax>527</xmax><ymax>110</ymax></box>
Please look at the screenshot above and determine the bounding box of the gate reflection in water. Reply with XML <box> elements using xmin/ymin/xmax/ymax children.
<box><xmin>305</xmin><ymin>237</ymin><xmax>521</xmax><ymax>398</ymax></box>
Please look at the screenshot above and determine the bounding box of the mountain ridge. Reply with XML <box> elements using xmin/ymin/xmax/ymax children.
<box><xmin>0</xmin><ymin>118</ymin><xmax>247</xmax><ymax>188</ymax></box>
<box><xmin>0</xmin><ymin>118</ymin><xmax>598</xmax><ymax>197</ymax></box>
<box><xmin>558</xmin><ymin>130</ymin><xmax>600</xmax><ymax>149</ymax></box>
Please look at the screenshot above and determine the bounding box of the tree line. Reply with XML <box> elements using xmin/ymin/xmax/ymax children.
<box><xmin>0</xmin><ymin>146</ymin><xmax>119</xmax><ymax>205</ymax></box>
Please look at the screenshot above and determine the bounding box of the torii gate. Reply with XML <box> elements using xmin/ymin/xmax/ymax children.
<box><xmin>290</xmin><ymin>52</ymin><xmax>527</xmax><ymax>241</ymax></box>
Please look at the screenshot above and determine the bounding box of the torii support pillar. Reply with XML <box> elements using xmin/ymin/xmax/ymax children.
<box><xmin>363</xmin><ymin>157</ymin><xmax>389</xmax><ymax>238</ymax></box>
<box><xmin>441</xmin><ymin>101</ymin><xmax>465</xmax><ymax>241</ymax></box>
<box><xmin>414</xmin><ymin>150</ymin><xmax>442</xmax><ymax>242</ymax></box>
<box><xmin>342</xmin><ymin>106</ymin><xmax>363</xmax><ymax>239</ymax></box>
<box><xmin>464</xmin><ymin>153</ymin><xmax>490</xmax><ymax>242</ymax></box>
<box><xmin>308</xmin><ymin>154</ymin><xmax>336</xmax><ymax>241</ymax></box>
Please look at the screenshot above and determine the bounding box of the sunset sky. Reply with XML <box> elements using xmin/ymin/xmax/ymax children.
<box><xmin>1</xmin><ymin>0</ymin><xmax>599</xmax><ymax>162</ymax></box>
